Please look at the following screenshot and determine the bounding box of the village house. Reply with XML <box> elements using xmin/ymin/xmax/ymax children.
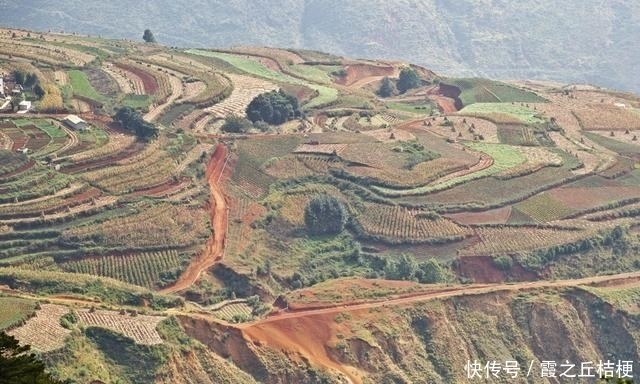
<box><xmin>63</xmin><ymin>114</ymin><xmax>89</xmax><ymax>131</ymax></box>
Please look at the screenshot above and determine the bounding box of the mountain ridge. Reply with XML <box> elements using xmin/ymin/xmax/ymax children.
<box><xmin>1</xmin><ymin>0</ymin><xmax>639</xmax><ymax>92</ymax></box>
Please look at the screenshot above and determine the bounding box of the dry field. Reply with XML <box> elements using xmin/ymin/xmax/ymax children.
<box><xmin>8</xmin><ymin>304</ymin><xmax>71</xmax><ymax>352</ymax></box>
<box><xmin>204</xmin><ymin>73</ymin><xmax>278</xmax><ymax>123</ymax></box>
<box><xmin>361</xmin><ymin>128</ymin><xmax>415</xmax><ymax>142</ymax></box>
<box><xmin>573</xmin><ymin>104</ymin><xmax>640</xmax><ymax>131</ymax></box>
<box><xmin>77</xmin><ymin>309</ymin><xmax>165</xmax><ymax>345</ymax></box>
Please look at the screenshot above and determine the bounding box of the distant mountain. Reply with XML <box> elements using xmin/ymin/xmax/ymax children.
<box><xmin>1</xmin><ymin>0</ymin><xmax>639</xmax><ymax>92</ymax></box>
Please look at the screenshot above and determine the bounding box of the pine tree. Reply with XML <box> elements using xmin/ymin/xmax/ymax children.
<box><xmin>0</xmin><ymin>331</ymin><xmax>64</xmax><ymax>383</ymax></box>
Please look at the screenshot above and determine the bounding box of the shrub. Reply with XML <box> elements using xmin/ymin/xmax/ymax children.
<box><xmin>221</xmin><ymin>115</ymin><xmax>252</xmax><ymax>133</ymax></box>
<box><xmin>304</xmin><ymin>194</ymin><xmax>348</xmax><ymax>236</ymax></box>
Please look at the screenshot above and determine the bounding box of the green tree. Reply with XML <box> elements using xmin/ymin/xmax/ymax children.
<box><xmin>377</xmin><ymin>76</ymin><xmax>397</xmax><ymax>98</ymax></box>
<box><xmin>246</xmin><ymin>89</ymin><xmax>301</xmax><ymax>125</ymax></box>
<box><xmin>416</xmin><ymin>258</ymin><xmax>447</xmax><ymax>283</ymax></box>
<box><xmin>142</xmin><ymin>29</ymin><xmax>156</xmax><ymax>43</ymax></box>
<box><xmin>13</xmin><ymin>70</ymin><xmax>26</xmax><ymax>86</ymax></box>
<box><xmin>33</xmin><ymin>83</ymin><xmax>45</xmax><ymax>99</ymax></box>
<box><xmin>384</xmin><ymin>254</ymin><xmax>417</xmax><ymax>280</ymax></box>
<box><xmin>221</xmin><ymin>115</ymin><xmax>252</xmax><ymax>133</ymax></box>
<box><xmin>396</xmin><ymin>67</ymin><xmax>421</xmax><ymax>93</ymax></box>
<box><xmin>0</xmin><ymin>331</ymin><xmax>64</xmax><ymax>384</ymax></box>
<box><xmin>304</xmin><ymin>194</ymin><xmax>348</xmax><ymax>236</ymax></box>
<box><xmin>114</xmin><ymin>106</ymin><xmax>158</xmax><ymax>140</ymax></box>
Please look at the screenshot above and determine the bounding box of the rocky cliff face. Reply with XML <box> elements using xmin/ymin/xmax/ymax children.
<box><xmin>179</xmin><ymin>287</ymin><xmax>640</xmax><ymax>383</ymax></box>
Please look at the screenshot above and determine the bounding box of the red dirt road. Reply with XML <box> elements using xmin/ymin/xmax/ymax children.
<box><xmin>160</xmin><ymin>144</ymin><xmax>229</xmax><ymax>294</ymax></box>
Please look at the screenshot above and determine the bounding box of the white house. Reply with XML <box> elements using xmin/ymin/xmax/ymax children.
<box><xmin>18</xmin><ymin>100</ymin><xmax>31</xmax><ymax>111</ymax></box>
<box><xmin>63</xmin><ymin>114</ymin><xmax>88</xmax><ymax>131</ymax></box>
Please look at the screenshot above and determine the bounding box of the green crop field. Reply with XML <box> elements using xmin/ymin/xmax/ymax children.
<box><xmin>372</xmin><ymin>142</ymin><xmax>526</xmax><ymax>196</ymax></box>
<box><xmin>186</xmin><ymin>49</ymin><xmax>338</xmax><ymax>108</ymax></box>
<box><xmin>0</xmin><ymin>297</ymin><xmax>36</xmax><ymax>330</ymax></box>
<box><xmin>67</xmin><ymin>69</ymin><xmax>108</xmax><ymax>103</ymax></box>
<box><xmin>445</xmin><ymin>78</ymin><xmax>546</xmax><ymax>106</ymax></box>
<box><xmin>458</xmin><ymin>103</ymin><xmax>546</xmax><ymax>124</ymax></box>
<box><xmin>513</xmin><ymin>192</ymin><xmax>576</xmax><ymax>222</ymax></box>
<box><xmin>121</xmin><ymin>94</ymin><xmax>153</xmax><ymax>110</ymax></box>
<box><xmin>288</xmin><ymin>64</ymin><xmax>333</xmax><ymax>84</ymax></box>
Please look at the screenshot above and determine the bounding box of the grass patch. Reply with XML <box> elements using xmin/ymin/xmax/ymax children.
<box><xmin>0</xmin><ymin>296</ymin><xmax>37</xmax><ymax>330</ymax></box>
<box><xmin>120</xmin><ymin>94</ymin><xmax>153</xmax><ymax>110</ymax></box>
<box><xmin>288</xmin><ymin>64</ymin><xmax>333</xmax><ymax>84</ymax></box>
<box><xmin>458</xmin><ymin>103</ymin><xmax>545</xmax><ymax>124</ymax></box>
<box><xmin>386</xmin><ymin>101</ymin><xmax>437</xmax><ymax>114</ymax></box>
<box><xmin>67</xmin><ymin>69</ymin><xmax>108</xmax><ymax>104</ymax></box>
<box><xmin>444</xmin><ymin>78</ymin><xmax>546</xmax><ymax>106</ymax></box>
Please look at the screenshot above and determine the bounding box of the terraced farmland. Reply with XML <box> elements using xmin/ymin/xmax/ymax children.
<box><xmin>77</xmin><ymin>309</ymin><xmax>165</xmax><ymax>345</ymax></box>
<box><xmin>207</xmin><ymin>74</ymin><xmax>277</xmax><ymax>116</ymax></box>
<box><xmin>61</xmin><ymin>249</ymin><xmax>189</xmax><ymax>289</ymax></box>
<box><xmin>7</xmin><ymin>304</ymin><xmax>71</xmax><ymax>352</ymax></box>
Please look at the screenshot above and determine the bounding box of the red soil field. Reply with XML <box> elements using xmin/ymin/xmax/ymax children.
<box><xmin>457</xmin><ymin>255</ymin><xmax>538</xmax><ymax>284</ymax></box>
<box><xmin>114</xmin><ymin>62</ymin><xmax>159</xmax><ymax>95</ymax></box>
<box><xmin>336</xmin><ymin>63</ymin><xmax>396</xmax><ymax>87</ymax></box>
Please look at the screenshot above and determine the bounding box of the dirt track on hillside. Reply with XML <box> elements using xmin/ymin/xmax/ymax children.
<box><xmin>235</xmin><ymin>271</ymin><xmax>640</xmax><ymax>384</ymax></box>
<box><xmin>160</xmin><ymin>144</ymin><xmax>229</xmax><ymax>294</ymax></box>
<box><xmin>248</xmin><ymin>271</ymin><xmax>640</xmax><ymax>325</ymax></box>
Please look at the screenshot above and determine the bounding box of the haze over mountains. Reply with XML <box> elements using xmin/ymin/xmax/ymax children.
<box><xmin>1</xmin><ymin>0</ymin><xmax>639</xmax><ymax>92</ymax></box>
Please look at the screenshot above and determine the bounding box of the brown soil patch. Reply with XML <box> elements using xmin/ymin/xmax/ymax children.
<box><xmin>242</xmin><ymin>312</ymin><xmax>363</xmax><ymax>383</ymax></box>
<box><xmin>548</xmin><ymin>186</ymin><xmax>640</xmax><ymax>210</ymax></box>
<box><xmin>458</xmin><ymin>256</ymin><xmax>538</xmax><ymax>284</ymax></box>
<box><xmin>446</xmin><ymin>206</ymin><xmax>512</xmax><ymax>225</ymax></box>
<box><xmin>337</xmin><ymin>63</ymin><xmax>396</xmax><ymax>87</ymax></box>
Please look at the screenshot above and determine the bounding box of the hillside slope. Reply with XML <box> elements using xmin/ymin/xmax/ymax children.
<box><xmin>1</xmin><ymin>0</ymin><xmax>639</xmax><ymax>92</ymax></box>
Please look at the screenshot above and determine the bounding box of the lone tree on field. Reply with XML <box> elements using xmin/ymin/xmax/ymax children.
<box><xmin>142</xmin><ymin>29</ymin><xmax>156</xmax><ymax>43</ymax></box>
<box><xmin>304</xmin><ymin>194</ymin><xmax>348</xmax><ymax>236</ymax></box>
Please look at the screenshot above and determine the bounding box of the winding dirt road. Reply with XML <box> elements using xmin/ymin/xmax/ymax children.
<box><xmin>160</xmin><ymin>144</ymin><xmax>229</xmax><ymax>294</ymax></box>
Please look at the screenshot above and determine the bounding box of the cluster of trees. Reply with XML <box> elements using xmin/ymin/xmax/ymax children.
<box><xmin>13</xmin><ymin>70</ymin><xmax>38</xmax><ymax>89</ymax></box>
<box><xmin>11</xmin><ymin>69</ymin><xmax>63</xmax><ymax>112</ymax></box>
<box><xmin>383</xmin><ymin>254</ymin><xmax>448</xmax><ymax>283</ymax></box>
<box><xmin>114</xmin><ymin>106</ymin><xmax>159</xmax><ymax>140</ymax></box>
<box><xmin>304</xmin><ymin>194</ymin><xmax>348</xmax><ymax>236</ymax></box>
<box><xmin>246</xmin><ymin>89</ymin><xmax>301</xmax><ymax>125</ymax></box>
<box><xmin>377</xmin><ymin>67</ymin><xmax>422</xmax><ymax>97</ymax></box>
